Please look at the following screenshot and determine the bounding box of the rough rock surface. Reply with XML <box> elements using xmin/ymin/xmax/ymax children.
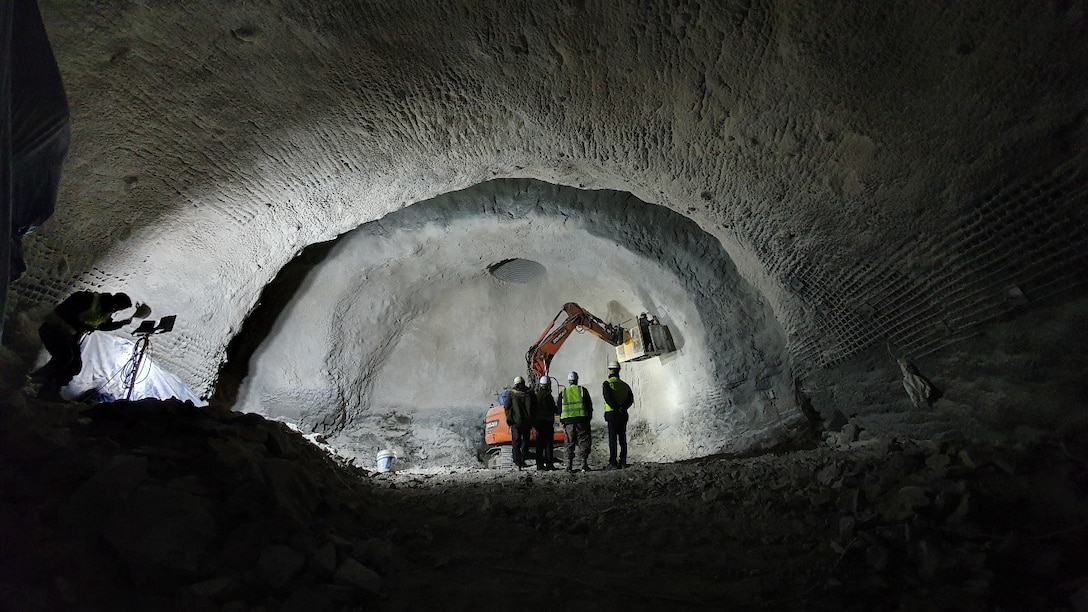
<box><xmin>2</xmin><ymin>393</ymin><xmax>1085</xmax><ymax>611</ymax></box>
<box><xmin>5</xmin><ymin>1</ymin><xmax>1088</xmax><ymax>462</ymax></box>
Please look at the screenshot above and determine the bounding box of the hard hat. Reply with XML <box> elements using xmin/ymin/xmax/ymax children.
<box><xmin>567</xmin><ymin>371</ymin><xmax>578</xmax><ymax>382</ymax></box>
<box><xmin>608</xmin><ymin>361</ymin><xmax>620</xmax><ymax>370</ymax></box>
<box><xmin>539</xmin><ymin>376</ymin><xmax>550</xmax><ymax>387</ymax></box>
<box><xmin>513</xmin><ymin>376</ymin><xmax>524</xmax><ymax>385</ymax></box>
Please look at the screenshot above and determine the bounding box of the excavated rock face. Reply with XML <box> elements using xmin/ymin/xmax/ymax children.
<box><xmin>6</xmin><ymin>2</ymin><xmax>1088</xmax><ymax>463</ymax></box>
<box><xmin>229</xmin><ymin>180</ymin><xmax>796</xmax><ymax>466</ymax></box>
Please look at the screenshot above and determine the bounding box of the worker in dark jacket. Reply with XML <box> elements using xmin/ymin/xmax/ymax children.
<box><xmin>602</xmin><ymin>361</ymin><xmax>635</xmax><ymax>470</ymax></box>
<box><xmin>532</xmin><ymin>376</ymin><xmax>559</xmax><ymax>470</ymax></box>
<box><xmin>503</xmin><ymin>376</ymin><xmax>535</xmax><ymax>470</ymax></box>
<box><xmin>559</xmin><ymin>371</ymin><xmax>593</xmax><ymax>472</ymax></box>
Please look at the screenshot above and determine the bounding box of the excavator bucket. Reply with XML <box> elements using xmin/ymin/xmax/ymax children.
<box><xmin>615</xmin><ymin>317</ymin><xmax>676</xmax><ymax>363</ymax></box>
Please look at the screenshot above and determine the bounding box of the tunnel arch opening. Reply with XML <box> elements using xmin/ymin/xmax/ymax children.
<box><xmin>223</xmin><ymin>178</ymin><xmax>801</xmax><ymax>469</ymax></box>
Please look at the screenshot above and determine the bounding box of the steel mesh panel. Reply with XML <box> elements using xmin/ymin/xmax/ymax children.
<box><xmin>488</xmin><ymin>258</ymin><xmax>546</xmax><ymax>284</ymax></box>
<box><xmin>782</xmin><ymin>155</ymin><xmax>1088</xmax><ymax>375</ymax></box>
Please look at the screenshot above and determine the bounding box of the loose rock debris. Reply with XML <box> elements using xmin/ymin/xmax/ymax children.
<box><xmin>1</xmin><ymin>397</ymin><xmax>1085</xmax><ymax>611</ymax></box>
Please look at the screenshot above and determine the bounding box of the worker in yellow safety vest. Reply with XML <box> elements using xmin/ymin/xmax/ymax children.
<box><xmin>30</xmin><ymin>291</ymin><xmax>144</xmax><ymax>398</ymax></box>
<box><xmin>602</xmin><ymin>361</ymin><xmax>635</xmax><ymax>470</ymax></box>
<box><xmin>559</xmin><ymin>371</ymin><xmax>594</xmax><ymax>472</ymax></box>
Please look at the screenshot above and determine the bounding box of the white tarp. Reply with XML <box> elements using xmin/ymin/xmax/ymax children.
<box><xmin>60</xmin><ymin>332</ymin><xmax>206</xmax><ymax>405</ymax></box>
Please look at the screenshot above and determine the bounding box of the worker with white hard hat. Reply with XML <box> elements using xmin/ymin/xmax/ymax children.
<box><xmin>531</xmin><ymin>376</ymin><xmax>560</xmax><ymax>470</ymax></box>
<box><xmin>503</xmin><ymin>375</ymin><xmax>536</xmax><ymax>470</ymax></box>
<box><xmin>559</xmin><ymin>370</ymin><xmax>594</xmax><ymax>472</ymax></box>
<box><xmin>602</xmin><ymin>360</ymin><xmax>635</xmax><ymax>470</ymax></box>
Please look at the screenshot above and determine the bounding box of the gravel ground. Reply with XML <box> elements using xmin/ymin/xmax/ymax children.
<box><xmin>1</xmin><ymin>393</ymin><xmax>1086</xmax><ymax>611</ymax></box>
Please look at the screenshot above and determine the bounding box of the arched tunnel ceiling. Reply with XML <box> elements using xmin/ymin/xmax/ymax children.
<box><xmin>5</xmin><ymin>1</ymin><xmax>1088</xmax><ymax>461</ymax></box>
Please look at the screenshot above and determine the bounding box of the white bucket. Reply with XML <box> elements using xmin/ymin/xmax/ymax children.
<box><xmin>376</xmin><ymin>449</ymin><xmax>396</xmax><ymax>472</ymax></box>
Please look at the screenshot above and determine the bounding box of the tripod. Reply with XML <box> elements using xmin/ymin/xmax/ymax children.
<box><xmin>120</xmin><ymin>314</ymin><xmax>176</xmax><ymax>401</ymax></box>
<box><xmin>123</xmin><ymin>332</ymin><xmax>153</xmax><ymax>401</ymax></box>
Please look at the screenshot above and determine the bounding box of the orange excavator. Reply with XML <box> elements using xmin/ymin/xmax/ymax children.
<box><xmin>480</xmin><ymin>303</ymin><xmax>676</xmax><ymax>468</ymax></box>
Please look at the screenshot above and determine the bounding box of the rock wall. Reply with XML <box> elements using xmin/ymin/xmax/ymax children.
<box><xmin>3</xmin><ymin>1</ymin><xmax>1086</xmax><ymax>458</ymax></box>
<box><xmin>805</xmin><ymin>288</ymin><xmax>1088</xmax><ymax>441</ymax></box>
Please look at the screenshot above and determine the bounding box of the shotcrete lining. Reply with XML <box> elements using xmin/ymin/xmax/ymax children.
<box><xmin>236</xmin><ymin>180</ymin><xmax>796</xmax><ymax>467</ymax></box>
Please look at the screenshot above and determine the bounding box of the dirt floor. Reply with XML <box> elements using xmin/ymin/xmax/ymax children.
<box><xmin>2</xmin><ymin>395</ymin><xmax>1086</xmax><ymax>612</ymax></box>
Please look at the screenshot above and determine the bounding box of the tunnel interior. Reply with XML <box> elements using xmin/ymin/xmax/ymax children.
<box><xmin>226</xmin><ymin>178</ymin><xmax>797</xmax><ymax>468</ymax></box>
<box><xmin>2</xmin><ymin>0</ymin><xmax>1088</xmax><ymax>609</ymax></box>
<box><xmin>2</xmin><ymin>1</ymin><xmax>1084</xmax><ymax>453</ymax></box>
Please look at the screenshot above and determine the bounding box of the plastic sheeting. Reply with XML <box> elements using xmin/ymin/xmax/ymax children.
<box><xmin>1</xmin><ymin>0</ymin><xmax>70</xmax><ymax>338</ymax></box>
<box><xmin>1</xmin><ymin>0</ymin><xmax>13</xmax><ymax>334</ymax></box>
<box><xmin>61</xmin><ymin>332</ymin><xmax>207</xmax><ymax>406</ymax></box>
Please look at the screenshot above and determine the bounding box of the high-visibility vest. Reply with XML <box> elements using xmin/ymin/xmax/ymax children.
<box><xmin>79</xmin><ymin>293</ymin><xmax>112</xmax><ymax>328</ymax></box>
<box><xmin>604</xmin><ymin>376</ymin><xmax>631</xmax><ymax>412</ymax></box>
<box><xmin>561</xmin><ymin>385</ymin><xmax>587</xmax><ymax>419</ymax></box>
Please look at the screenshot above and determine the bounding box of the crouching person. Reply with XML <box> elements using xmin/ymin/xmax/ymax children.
<box><xmin>30</xmin><ymin>291</ymin><xmax>143</xmax><ymax>398</ymax></box>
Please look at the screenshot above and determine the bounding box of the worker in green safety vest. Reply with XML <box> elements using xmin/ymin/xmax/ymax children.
<box><xmin>559</xmin><ymin>371</ymin><xmax>594</xmax><ymax>472</ymax></box>
<box><xmin>602</xmin><ymin>360</ymin><xmax>635</xmax><ymax>470</ymax></box>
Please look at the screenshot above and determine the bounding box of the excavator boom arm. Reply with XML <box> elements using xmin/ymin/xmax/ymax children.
<box><xmin>525</xmin><ymin>302</ymin><xmax>623</xmax><ymax>379</ymax></box>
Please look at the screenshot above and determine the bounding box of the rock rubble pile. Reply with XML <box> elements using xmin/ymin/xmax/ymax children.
<box><xmin>1</xmin><ymin>394</ymin><xmax>1085</xmax><ymax>611</ymax></box>
<box><xmin>1</xmin><ymin>399</ymin><xmax>388</xmax><ymax>612</ymax></box>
